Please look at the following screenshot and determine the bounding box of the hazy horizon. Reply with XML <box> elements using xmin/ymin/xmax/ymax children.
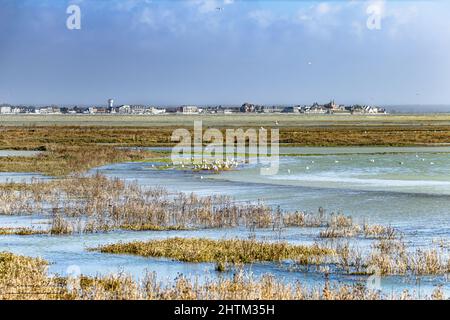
<box><xmin>1</xmin><ymin>1</ymin><xmax>450</xmax><ymax>108</ymax></box>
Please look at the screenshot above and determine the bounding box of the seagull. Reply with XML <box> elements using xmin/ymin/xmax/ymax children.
<box><xmin>370</xmin><ymin>159</ymin><xmax>375</xmax><ymax>163</ymax></box>
<box><xmin>287</xmin><ymin>169</ymin><xmax>291</xmax><ymax>174</ymax></box>
<box><xmin>430</xmin><ymin>162</ymin><xmax>435</xmax><ymax>165</ymax></box>
<box><xmin>275</xmin><ymin>121</ymin><xmax>279</xmax><ymax>126</ymax></box>
<box><xmin>200</xmin><ymin>176</ymin><xmax>204</xmax><ymax>180</ymax></box>
<box><xmin>306</xmin><ymin>166</ymin><xmax>310</xmax><ymax>170</ymax></box>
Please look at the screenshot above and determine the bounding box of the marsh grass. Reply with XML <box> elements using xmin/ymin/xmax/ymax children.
<box><xmin>327</xmin><ymin>238</ymin><xmax>450</xmax><ymax>276</ymax></box>
<box><xmin>1</xmin><ymin>122</ymin><xmax>450</xmax><ymax>149</ymax></box>
<box><xmin>94</xmin><ymin>237</ymin><xmax>334</xmax><ymax>264</ymax></box>
<box><xmin>366</xmin><ymin>239</ymin><xmax>450</xmax><ymax>275</ymax></box>
<box><xmin>363</xmin><ymin>224</ymin><xmax>397</xmax><ymax>239</ymax></box>
<box><xmin>284</xmin><ymin>209</ymin><xmax>396</xmax><ymax>240</ymax></box>
<box><xmin>319</xmin><ymin>226</ymin><xmax>361</xmax><ymax>238</ymax></box>
<box><xmin>0</xmin><ymin>145</ymin><xmax>153</xmax><ymax>176</ymax></box>
<box><xmin>1</xmin><ymin>174</ymin><xmax>254</xmax><ymax>232</ymax></box>
<box><xmin>0</xmin><ymin>174</ymin><xmax>360</xmax><ymax>235</ymax></box>
<box><xmin>1</xmin><ymin>252</ymin><xmax>446</xmax><ymax>300</ymax></box>
<box><xmin>0</xmin><ymin>227</ymin><xmax>47</xmax><ymax>236</ymax></box>
<box><xmin>0</xmin><ymin>173</ymin><xmax>405</xmax><ymax>238</ymax></box>
<box><xmin>0</xmin><ymin>252</ymin><xmax>69</xmax><ymax>300</ymax></box>
<box><xmin>319</xmin><ymin>216</ymin><xmax>398</xmax><ymax>240</ymax></box>
<box><xmin>119</xmin><ymin>224</ymin><xmax>188</xmax><ymax>231</ymax></box>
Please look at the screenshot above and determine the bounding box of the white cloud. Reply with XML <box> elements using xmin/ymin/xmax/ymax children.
<box><xmin>138</xmin><ymin>7</ymin><xmax>155</xmax><ymax>28</ymax></box>
<box><xmin>133</xmin><ymin>6</ymin><xmax>184</xmax><ymax>34</ymax></box>
<box><xmin>188</xmin><ymin>0</ymin><xmax>234</xmax><ymax>14</ymax></box>
<box><xmin>248</xmin><ymin>10</ymin><xmax>274</xmax><ymax>28</ymax></box>
<box><xmin>114</xmin><ymin>0</ymin><xmax>152</xmax><ymax>12</ymax></box>
<box><xmin>316</xmin><ymin>3</ymin><xmax>331</xmax><ymax>15</ymax></box>
<box><xmin>294</xmin><ymin>2</ymin><xmax>342</xmax><ymax>23</ymax></box>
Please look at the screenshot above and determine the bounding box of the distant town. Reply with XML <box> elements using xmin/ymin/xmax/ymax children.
<box><xmin>0</xmin><ymin>99</ymin><xmax>387</xmax><ymax>115</ymax></box>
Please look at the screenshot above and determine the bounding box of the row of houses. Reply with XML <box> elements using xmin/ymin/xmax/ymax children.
<box><xmin>0</xmin><ymin>105</ymin><xmax>35</xmax><ymax>114</ymax></box>
<box><xmin>0</xmin><ymin>104</ymin><xmax>167</xmax><ymax>115</ymax></box>
<box><xmin>239</xmin><ymin>101</ymin><xmax>386</xmax><ymax>114</ymax></box>
<box><xmin>96</xmin><ymin>105</ymin><xmax>166</xmax><ymax>115</ymax></box>
<box><xmin>0</xmin><ymin>101</ymin><xmax>387</xmax><ymax>115</ymax></box>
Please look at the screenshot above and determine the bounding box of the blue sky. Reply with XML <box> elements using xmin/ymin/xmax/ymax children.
<box><xmin>1</xmin><ymin>0</ymin><xmax>450</xmax><ymax>107</ymax></box>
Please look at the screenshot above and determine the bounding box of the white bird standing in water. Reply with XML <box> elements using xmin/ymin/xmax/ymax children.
<box><xmin>287</xmin><ymin>169</ymin><xmax>291</xmax><ymax>174</ymax></box>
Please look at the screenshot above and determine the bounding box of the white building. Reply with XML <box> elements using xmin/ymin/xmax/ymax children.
<box><xmin>36</xmin><ymin>107</ymin><xmax>61</xmax><ymax>114</ymax></box>
<box><xmin>148</xmin><ymin>107</ymin><xmax>166</xmax><ymax>115</ymax></box>
<box><xmin>130</xmin><ymin>105</ymin><xmax>145</xmax><ymax>114</ymax></box>
<box><xmin>303</xmin><ymin>106</ymin><xmax>327</xmax><ymax>114</ymax></box>
<box><xmin>0</xmin><ymin>106</ymin><xmax>12</xmax><ymax>114</ymax></box>
<box><xmin>364</xmin><ymin>106</ymin><xmax>375</xmax><ymax>114</ymax></box>
<box><xmin>11</xmin><ymin>107</ymin><xmax>22</xmax><ymax>114</ymax></box>
<box><xmin>118</xmin><ymin>105</ymin><xmax>131</xmax><ymax>114</ymax></box>
<box><xmin>178</xmin><ymin>105</ymin><xmax>199</xmax><ymax>114</ymax></box>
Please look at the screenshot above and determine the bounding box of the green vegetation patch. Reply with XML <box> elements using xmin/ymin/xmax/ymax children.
<box><xmin>119</xmin><ymin>224</ymin><xmax>188</xmax><ymax>232</ymax></box>
<box><xmin>94</xmin><ymin>237</ymin><xmax>333</xmax><ymax>264</ymax></box>
<box><xmin>0</xmin><ymin>227</ymin><xmax>47</xmax><ymax>236</ymax></box>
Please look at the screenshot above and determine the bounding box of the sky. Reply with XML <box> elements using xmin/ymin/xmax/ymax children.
<box><xmin>0</xmin><ymin>0</ymin><xmax>450</xmax><ymax>107</ymax></box>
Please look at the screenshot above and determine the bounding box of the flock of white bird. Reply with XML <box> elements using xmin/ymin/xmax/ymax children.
<box><xmin>283</xmin><ymin>154</ymin><xmax>437</xmax><ymax>174</ymax></box>
<box><xmin>153</xmin><ymin>153</ymin><xmax>437</xmax><ymax>179</ymax></box>
<box><xmin>191</xmin><ymin>158</ymin><xmax>241</xmax><ymax>172</ymax></box>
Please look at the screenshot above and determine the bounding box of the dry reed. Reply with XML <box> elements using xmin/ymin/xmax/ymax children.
<box><xmin>1</xmin><ymin>252</ymin><xmax>446</xmax><ymax>300</ymax></box>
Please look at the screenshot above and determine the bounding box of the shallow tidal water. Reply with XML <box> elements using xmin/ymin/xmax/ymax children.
<box><xmin>1</xmin><ymin>146</ymin><xmax>450</xmax><ymax>297</ymax></box>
